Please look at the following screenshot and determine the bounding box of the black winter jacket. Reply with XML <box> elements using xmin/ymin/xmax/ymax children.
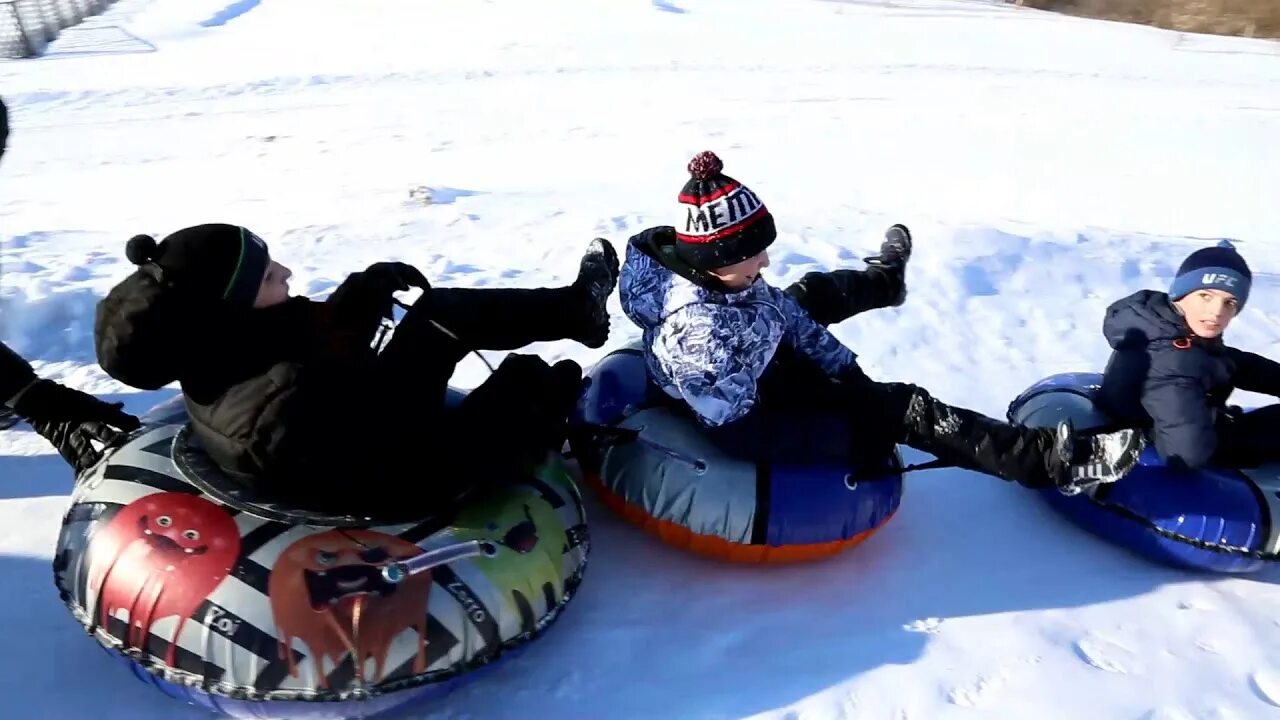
<box><xmin>178</xmin><ymin>297</ymin><xmax>388</xmax><ymax>497</ymax></box>
<box><xmin>1097</xmin><ymin>290</ymin><xmax>1280</xmax><ymax>469</ymax></box>
<box><xmin>95</xmin><ymin>261</ymin><xmax>411</xmax><ymax>509</ymax></box>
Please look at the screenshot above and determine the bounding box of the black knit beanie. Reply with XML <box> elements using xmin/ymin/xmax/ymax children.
<box><xmin>125</xmin><ymin>223</ymin><xmax>270</xmax><ymax>307</ymax></box>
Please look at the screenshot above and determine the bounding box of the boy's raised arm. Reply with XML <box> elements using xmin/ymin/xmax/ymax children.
<box><xmin>1229</xmin><ymin>348</ymin><xmax>1280</xmax><ymax>399</ymax></box>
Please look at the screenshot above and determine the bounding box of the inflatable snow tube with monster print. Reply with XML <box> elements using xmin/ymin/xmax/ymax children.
<box><xmin>573</xmin><ymin>343</ymin><xmax>903</xmax><ymax>564</ymax></box>
<box><xmin>1008</xmin><ymin>372</ymin><xmax>1280</xmax><ymax>574</ymax></box>
<box><xmin>54</xmin><ymin>390</ymin><xmax>589</xmax><ymax>719</ymax></box>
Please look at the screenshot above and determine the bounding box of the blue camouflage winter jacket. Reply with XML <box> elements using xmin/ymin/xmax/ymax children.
<box><xmin>618</xmin><ymin>227</ymin><xmax>862</xmax><ymax>427</ymax></box>
<box><xmin>1097</xmin><ymin>289</ymin><xmax>1280</xmax><ymax>469</ymax></box>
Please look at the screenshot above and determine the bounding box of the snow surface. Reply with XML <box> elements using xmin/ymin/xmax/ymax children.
<box><xmin>3</xmin><ymin>0</ymin><xmax>1280</xmax><ymax>718</ymax></box>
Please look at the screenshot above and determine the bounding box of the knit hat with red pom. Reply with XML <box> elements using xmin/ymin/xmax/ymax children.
<box><xmin>674</xmin><ymin>151</ymin><xmax>777</xmax><ymax>272</ymax></box>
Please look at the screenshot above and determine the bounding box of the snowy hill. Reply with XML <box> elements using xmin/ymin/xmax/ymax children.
<box><xmin>2</xmin><ymin>0</ymin><xmax>1279</xmax><ymax>718</ymax></box>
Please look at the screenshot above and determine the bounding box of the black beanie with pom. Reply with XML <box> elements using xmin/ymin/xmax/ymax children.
<box><xmin>674</xmin><ymin>151</ymin><xmax>776</xmax><ymax>272</ymax></box>
<box><xmin>127</xmin><ymin>224</ymin><xmax>270</xmax><ymax>308</ymax></box>
<box><xmin>95</xmin><ymin>224</ymin><xmax>270</xmax><ymax>390</ymax></box>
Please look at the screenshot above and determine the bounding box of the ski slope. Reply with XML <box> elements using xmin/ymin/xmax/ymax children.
<box><xmin>2</xmin><ymin>0</ymin><xmax>1280</xmax><ymax>718</ymax></box>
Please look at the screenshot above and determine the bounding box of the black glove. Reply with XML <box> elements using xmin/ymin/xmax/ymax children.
<box><xmin>456</xmin><ymin>355</ymin><xmax>583</xmax><ymax>473</ymax></box>
<box><xmin>29</xmin><ymin>417</ymin><xmax>131</xmax><ymax>476</ymax></box>
<box><xmin>11</xmin><ymin>379</ymin><xmax>142</xmax><ymax>475</ymax></box>
<box><xmin>464</xmin><ymin>355</ymin><xmax>582</xmax><ymax>422</ymax></box>
<box><xmin>364</xmin><ymin>262</ymin><xmax>429</xmax><ymax>294</ymax></box>
<box><xmin>328</xmin><ymin>261</ymin><xmax>430</xmax><ymax>334</ymax></box>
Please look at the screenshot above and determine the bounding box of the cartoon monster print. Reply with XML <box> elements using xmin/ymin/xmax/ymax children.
<box><xmin>453</xmin><ymin>492</ymin><xmax>567</xmax><ymax>632</ymax></box>
<box><xmin>267</xmin><ymin>529</ymin><xmax>431</xmax><ymax>688</ymax></box>
<box><xmin>85</xmin><ymin>492</ymin><xmax>242</xmax><ymax>665</ymax></box>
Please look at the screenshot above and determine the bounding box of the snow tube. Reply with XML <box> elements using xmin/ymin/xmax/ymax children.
<box><xmin>53</xmin><ymin>391</ymin><xmax>589</xmax><ymax>719</ymax></box>
<box><xmin>574</xmin><ymin>345</ymin><xmax>903</xmax><ymax>564</ymax></box>
<box><xmin>1007</xmin><ymin>372</ymin><xmax>1280</xmax><ymax>573</ymax></box>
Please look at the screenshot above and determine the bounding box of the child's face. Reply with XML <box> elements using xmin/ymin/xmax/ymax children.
<box><xmin>253</xmin><ymin>259</ymin><xmax>293</xmax><ymax>309</ymax></box>
<box><xmin>710</xmin><ymin>250</ymin><xmax>770</xmax><ymax>291</ymax></box>
<box><xmin>1174</xmin><ymin>288</ymin><xmax>1238</xmax><ymax>339</ymax></box>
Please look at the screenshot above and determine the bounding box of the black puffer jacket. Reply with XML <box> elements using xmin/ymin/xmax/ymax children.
<box><xmin>1097</xmin><ymin>290</ymin><xmax>1280</xmax><ymax>469</ymax></box>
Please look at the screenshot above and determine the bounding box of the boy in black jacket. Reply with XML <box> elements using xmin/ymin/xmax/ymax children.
<box><xmin>1098</xmin><ymin>241</ymin><xmax>1280</xmax><ymax>471</ymax></box>
<box><xmin>95</xmin><ymin>223</ymin><xmax>619</xmax><ymax>516</ymax></box>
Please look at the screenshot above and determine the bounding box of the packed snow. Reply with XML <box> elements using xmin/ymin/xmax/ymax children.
<box><xmin>2</xmin><ymin>0</ymin><xmax>1279</xmax><ymax>718</ymax></box>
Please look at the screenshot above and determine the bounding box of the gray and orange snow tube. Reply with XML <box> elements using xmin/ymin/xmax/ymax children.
<box><xmin>575</xmin><ymin>345</ymin><xmax>903</xmax><ymax>564</ymax></box>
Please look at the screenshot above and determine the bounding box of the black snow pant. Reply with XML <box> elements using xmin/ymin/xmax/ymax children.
<box><xmin>1213</xmin><ymin>404</ymin><xmax>1280</xmax><ymax>468</ymax></box>
<box><xmin>696</xmin><ymin>267</ymin><xmax>1062</xmax><ymax>488</ymax></box>
<box><xmin>371</xmin><ymin>285</ymin><xmax>590</xmax><ymax>506</ymax></box>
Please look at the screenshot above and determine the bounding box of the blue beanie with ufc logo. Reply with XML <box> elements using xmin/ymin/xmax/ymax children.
<box><xmin>1169</xmin><ymin>240</ymin><xmax>1252</xmax><ymax>309</ymax></box>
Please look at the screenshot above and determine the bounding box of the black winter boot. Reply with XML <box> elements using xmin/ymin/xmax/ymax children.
<box><xmin>784</xmin><ymin>225</ymin><xmax>913</xmax><ymax>325</ymax></box>
<box><xmin>1051</xmin><ymin>419</ymin><xmax>1146</xmax><ymax>496</ymax></box>
<box><xmin>863</xmin><ymin>224</ymin><xmax>912</xmax><ymax>307</ymax></box>
<box><xmin>866</xmin><ymin>224</ymin><xmax>913</xmax><ymax>268</ymax></box>
<box><xmin>570</xmin><ymin>238</ymin><xmax>620</xmax><ymax>348</ymax></box>
<box><xmin>387</xmin><ymin>238</ymin><xmax>619</xmax><ymax>358</ymax></box>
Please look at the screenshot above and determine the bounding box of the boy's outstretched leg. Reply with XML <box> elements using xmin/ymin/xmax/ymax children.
<box><xmin>420</xmin><ymin>237</ymin><xmax>618</xmax><ymax>351</ymax></box>
<box><xmin>785</xmin><ymin>224</ymin><xmax>912</xmax><ymax>326</ymax></box>
<box><xmin>384</xmin><ymin>238</ymin><xmax>618</xmax><ymax>360</ymax></box>
<box><xmin>865</xmin><ymin>382</ymin><xmax>1144</xmax><ymax>492</ymax></box>
<box><xmin>379</xmin><ymin>238</ymin><xmax>618</xmax><ymax>406</ymax></box>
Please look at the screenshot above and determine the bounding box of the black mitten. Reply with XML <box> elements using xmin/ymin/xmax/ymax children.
<box><xmin>11</xmin><ymin>380</ymin><xmax>140</xmax><ymax>475</ymax></box>
<box><xmin>12</xmin><ymin>379</ymin><xmax>140</xmax><ymax>431</ymax></box>
<box><xmin>328</xmin><ymin>262</ymin><xmax>430</xmax><ymax>337</ymax></box>
<box><xmin>457</xmin><ymin>355</ymin><xmax>583</xmax><ymax>473</ymax></box>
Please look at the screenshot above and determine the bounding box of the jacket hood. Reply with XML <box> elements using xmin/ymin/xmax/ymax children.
<box><xmin>1102</xmin><ymin>290</ymin><xmax>1193</xmax><ymax>350</ymax></box>
<box><xmin>619</xmin><ymin>226</ymin><xmax>766</xmax><ymax>332</ymax></box>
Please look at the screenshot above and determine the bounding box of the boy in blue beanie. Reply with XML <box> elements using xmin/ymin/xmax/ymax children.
<box><xmin>1098</xmin><ymin>240</ymin><xmax>1280</xmax><ymax>470</ymax></box>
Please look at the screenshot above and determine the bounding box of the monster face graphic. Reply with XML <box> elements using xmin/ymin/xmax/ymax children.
<box><xmin>498</xmin><ymin>505</ymin><xmax>539</xmax><ymax>554</ymax></box>
<box><xmin>267</xmin><ymin>530</ymin><xmax>431</xmax><ymax>688</ymax></box>
<box><xmin>85</xmin><ymin>492</ymin><xmax>242</xmax><ymax>665</ymax></box>
<box><xmin>454</xmin><ymin>495</ymin><xmax>566</xmax><ymax>632</ymax></box>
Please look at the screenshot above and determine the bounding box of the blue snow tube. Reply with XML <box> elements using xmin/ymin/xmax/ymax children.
<box><xmin>1007</xmin><ymin>372</ymin><xmax>1280</xmax><ymax>573</ymax></box>
<box><xmin>574</xmin><ymin>345</ymin><xmax>903</xmax><ymax>563</ymax></box>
